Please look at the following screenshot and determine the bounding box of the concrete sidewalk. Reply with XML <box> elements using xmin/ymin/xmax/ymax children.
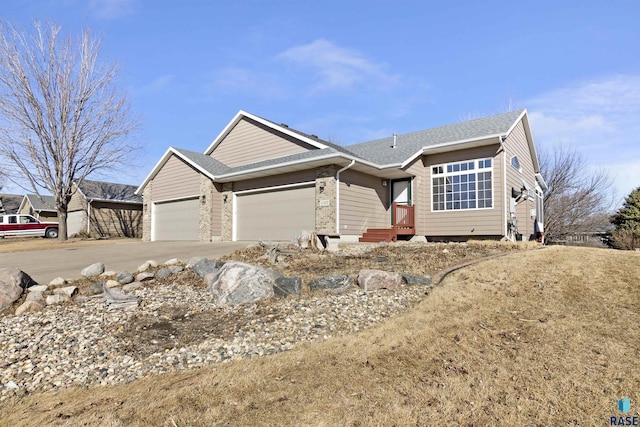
<box><xmin>0</xmin><ymin>241</ymin><xmax>249</xmax><ymax>285</ymax></box>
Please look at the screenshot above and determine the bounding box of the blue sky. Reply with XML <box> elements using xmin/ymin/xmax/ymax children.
<box><xmin>2</xmin><ymin>0</ymin><xmax>639</xmax><ymax>205</ymax></box>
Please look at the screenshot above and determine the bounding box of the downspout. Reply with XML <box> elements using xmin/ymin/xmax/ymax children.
<box><xmin>87</xmin><ymin>199</ymin><xmax>92</xmax><ymax>234</ymax></box>
<box><xmin>499</xmin><ymin>136</ymin><xmax>509</xmax><ymax>240</ymax></box>
<box><xmin>335</xmin><ymin>160</ymin><xmax>356</xmax><ymax>235</ymax></box>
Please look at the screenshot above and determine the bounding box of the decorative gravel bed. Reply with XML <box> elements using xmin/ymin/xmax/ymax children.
<box><xmin>0</xmin><ymin>278</ymin><xmax>430</xmax><ymax>399</ymax></box>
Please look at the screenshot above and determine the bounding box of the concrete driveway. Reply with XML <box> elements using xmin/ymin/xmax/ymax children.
<box><xmin>0</xmin><ymin>241</ymin><xmax>249</xmax><ymax>285</ymax></box>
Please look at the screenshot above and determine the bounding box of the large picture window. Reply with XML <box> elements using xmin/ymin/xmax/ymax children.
<box><xmin>432</xmin><ymin>158</ymin><xmax>493</xmax><ymax>211</ymax></box>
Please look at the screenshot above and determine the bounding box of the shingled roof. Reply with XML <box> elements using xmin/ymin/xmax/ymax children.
<box><xmin>76</xmin><ymin>179</ymin><xmax>142</xmax><ymax>203</ymax></box>
<box><xmin>346</xmin><ymin>109</ymin><xmax>525</xmax><ymax>165</ymax></box>
<box><xmin>24</xmin><ymin>194</ymin><xmax>56</xmax><ymax>212</ymax></box>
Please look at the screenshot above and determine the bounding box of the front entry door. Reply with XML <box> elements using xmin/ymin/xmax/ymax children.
<box><xmin>391</xmin><ymin>179</ymin><xmax>411</xmax><ymax>225</ymax></box>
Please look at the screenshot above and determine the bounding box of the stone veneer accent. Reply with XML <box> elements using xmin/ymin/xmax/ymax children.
<box><xmin>199</xmin><ymin>175</ymin><xmax>215</xmax><ymax>242</ymax></box>
<box><xmin>221</xmin><ymin>183</ymin><xmax>233</xmax><ymax>241</ymax></box>
<box><xmin>316</xmin><ymin>165</ymin><xmax>338</xmax><ymax>235</ymax></box>
<box><xmin>142</xmin><ymin>183</ymin><xmax>152</xmax><ymax>241</ymax></box>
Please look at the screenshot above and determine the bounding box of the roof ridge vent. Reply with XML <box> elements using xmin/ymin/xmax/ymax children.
<box><xmin>281</xmin><ymin>123</ymin><xmax>288</xmax><ymax>128</ymax></box>
<box><xmin>311</xmin><ymin>134</ymin><xmax>318</xmax><ymax>139</ymax></box>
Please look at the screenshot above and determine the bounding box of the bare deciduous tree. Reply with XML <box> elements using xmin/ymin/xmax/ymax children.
<box><xmin>539</xmin><ymin>145</ymin><xmax>614</xmax><ymax>242</ymax></box>
<box><xmin>0</xmin><ymin>21</ymin><xmax>140</xmax><ymax>240</ymax></box>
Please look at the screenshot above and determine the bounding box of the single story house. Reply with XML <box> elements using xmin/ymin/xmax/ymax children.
<box><xmin>0</xmin><ymin>194</ymin><xmax>22</xmax><ymax>215</ymax></box>
<box><xmin>137</xmin><ymin>109</ymin><xmax>547</xmax><ymax>243</ymax></box>
<box><xmin>67</xmin><ymin>179</ymin><xmax>143</xmax><ymax>238</ymax></box>
<box><xmin>18</xmin><ymin>194</ymin><xmax>58</xmax><ymax>221</ymax></box>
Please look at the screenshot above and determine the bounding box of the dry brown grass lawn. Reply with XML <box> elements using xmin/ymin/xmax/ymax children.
<box><xmin>0</xmin><ymin>237</ymin><xmax>137</xmax><ymax>253</ymax></box>
<box><xmin>0</xmin><ymin>245</ymin><xmax>638</xmax><ymax>426</ymax></box>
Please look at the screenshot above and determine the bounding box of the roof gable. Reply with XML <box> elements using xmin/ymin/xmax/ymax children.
<box><xmin>76</xmin><ymin>179</ymin><xmax>142</xmax><ymax>203</ymax></box>
<box><xmin>23</xmin><ymin>194</ymin><xmax>56</xmax><ymax>212</ymax></box>
<box><xmin>204</xmin><ymin>111</ymin><xmax>331</xmax><ymax>156</ymax></box>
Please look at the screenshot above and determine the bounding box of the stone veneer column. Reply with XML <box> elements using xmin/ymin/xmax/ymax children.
<box><xmin>315</xmin><ymin>165</ymin><xmax>338</xmax><ymax>235</ymax></box>
<box><xmin>199</xmin><ymin>176</ymin><xmax>215</xmax><ymax>242</ymax></box>
<box><xmin>142</xmin><ymin>183</ymin><xmax>152</xmax><ymax>241</ymax></box>
<box><xmin>221</xmin><ymin>183</ymin><xmax>233</xmax><ymax>241</ymax></box>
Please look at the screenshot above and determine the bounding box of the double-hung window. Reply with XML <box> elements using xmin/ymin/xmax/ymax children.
<box><xmin>432</xmin><ymin>158</ymin><xmax>493</xmax><ymax>211</ymax></box>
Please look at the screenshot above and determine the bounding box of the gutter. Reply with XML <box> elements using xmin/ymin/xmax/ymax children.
<box><xmin>335</xmin><ymin>160</ymin><xmax>356</xmax><ymax>235</ymax></box>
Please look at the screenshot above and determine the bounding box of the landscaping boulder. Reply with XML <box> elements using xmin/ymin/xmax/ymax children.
<box><xmin>169</xmin><ymin>265</ymin><xmax>184</xmax><ymax>274</ymax></box>
<box><xmin>28</xmin><ymin>285</ymin><xmax>48</xmax><ymax>293</ymax></box>
<box><xmin>273</xmin><ymin>276</ymin><xmax>302</xmax><ymax>298</ymax></box>
<box><xmin>207</xmin><ymin>262</ymin><xmax>275</xmax><ymax>305</ymax></box>
<box><xmin>48</xmin><ymin>277</ymin><xmax>66</xmax><ymax>287</ymax></box>
<box><xmin>308</xmin><ymin>274</ymin><xmax>353</xmax><ymax>294</ymax></box>
<box><xmin>54</xmin><ymin>286</ymin><xmax>78</xmax><ymax>298</ymax></box>
<box><xmin>136</xmin><ymin>272</ymin><xmax>155</xmax><ymax>282</ymax></box>
<box><xmin>193</xmin><ymin>258</ymin><xmax>223</xmax><ymax>277</ymax></box>
<box><xmin>106</xmin><ymin>280</ymin><xmax>121</xmax><ymax>288</ymax></box>
<box><xmin>25</xmin><ymin>291</ymin><xmax>44</xmax><ymax>303</ymax></box>
<box><xmin>156</xmin><ymin>268</ymin><xmax>172</xmax><ymax>279</ymax></box>
<box><xmin>402</xmin><ymin>274</ymin><xmax>433</xmax><ymax>286</ymax></box>
<box><xmin>163</xmin><ymin>258</ymin><xmax>181</xmax><ymax>266</ymax></box>
<box><xmin>357</xmin><ymin>270</ymin><xmax>403</xmax><ymax>292</ymax></box>
<box><xmin>81</xmin><ymin>262</ymin><xmax>105</xmax><ymax>277</ymax></box>
<box><xmin>15</xmin><ymin>300</ymin><xmax>44</xmax><ymax>316</ymax></box>
<box><xmin>116</xmin><ymin>271</ymin><xmax>135</xmax><ymax>285</ymax></box>
<box><xmin>0</xmin><ymin>268</ymin><xmax>37</xmax><ymax>311</ymax></box>
<box><xmin>122</xmin><ymin>282</ymin><xmax>142</xmax><ymax>292</ymax></box>
<box><xmin>46</xmin><ymin>294</ymin><xmax>70</xmax><ymax>305</ymax></box>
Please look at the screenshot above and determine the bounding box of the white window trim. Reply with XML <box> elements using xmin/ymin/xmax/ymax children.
<box><xmin>430</xmin><ymin>158</ymin><xmax>495</xmax><ymax>212</ymax></box>
<box><xmin>510</xmin><ymin>155</ymin><xmax>522</xmax><ymax>173</ymax></box>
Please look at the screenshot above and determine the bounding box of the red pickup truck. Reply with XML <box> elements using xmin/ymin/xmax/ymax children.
<box><xmin>0</xmin><ymin>214</ymin><xmax>59</xmax><ymax>239</ymax></box>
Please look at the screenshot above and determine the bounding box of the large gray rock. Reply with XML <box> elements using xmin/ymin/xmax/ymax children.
<box><xmin>273</xmin><ymin>276</ymin><xmax>302</xmax><ymax>298</ymax></box>
<box><xmin>402</xmin><ymin>274</ymin><xmax>433</xmax><ymax>286</ymax></box>
<box><xmin>25</xmin><ymin>291</ymin><xmax>44</xmax><ymax>303</ymax></box>
<box><xmin>207</xmin><ymin>262</ymin><xmax>275</xmax><ymax>305</ymax></box>
<box><xmin>116</xmin><ymin>271</ymin><xmax>135</xmax><ymax>285</ymax></box>
<box><xmin>308</xmin><ymin>274</ymin><xmax>353</xmax><ymax>294</ymax></box>
<box><xmin>357</xmin><ymin>270</ymin><xmax>403</xmax><ymax>291</ymax></box>
<box><xmin>193</xmin><ymin>258</ymin><xmax>223</xmax><ymax>277</ymax></box>
<box><xmin>81</xmin><ymin>262</ymin><xmax>105</xmax><ymax>277</ymax></box>
<box><xmin>156</xmin><ymin>268</ymin><xmax>172</xmax><ymax>279</ymax></box>
<box><xmin>0</xmin><ymin>268</ymin><xmax>37</xmax><ymax>311</ymax></box>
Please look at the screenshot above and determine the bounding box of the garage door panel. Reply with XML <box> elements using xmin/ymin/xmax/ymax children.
<box><xmin>154</xmin><ymin>198</ymin><xmax>199</xmax><ymax>241</ymax></box>
<box><xmin>236</xmin><ymin>186</ymin><xmax>315</xmax><ymax>241</ymax></box>
<box><xmin>68</xmin><ymin>211</ymin><xmax>84</xmax><ymax>236</ymax></box>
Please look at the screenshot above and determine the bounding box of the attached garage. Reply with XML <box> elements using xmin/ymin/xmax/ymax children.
<box><xmin>235</xmin><ymin>185</ymin><xmax>315</xmax><ymax>241</ymax></box>
<box><xmin>67</xmin><ymin>210</ymin><xmax>84</xmax><ymax>236</ymax></box>
<box><xmin>153</xmin><ymin>197</ymin><xmax>200</xmax><ymax>241</ymax></box>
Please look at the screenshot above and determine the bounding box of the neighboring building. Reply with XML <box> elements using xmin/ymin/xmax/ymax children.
<box><xmin>67</xmin><ymin>179</ymin><xmax>143</xmax><ymax>238</ymax></box>
<box><xmin>137</xmin><ymin>109</ymin><xmax>547</xmax><ymax>243</ymax></box>
<box><xmin>0</xmin><ymin>194</ymin><xmax>23</xmax><ymax>215</ymax></box>
<box><xmin>18</xmin><ymin>194</ymin><xmax>58</xmax><ymax>221</ymax></box>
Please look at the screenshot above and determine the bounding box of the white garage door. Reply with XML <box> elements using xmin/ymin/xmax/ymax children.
<box><xmin>153</xmin><ymin>197</ymin><xmax>199</xmax><ymax>241</ymax></box>
<box><xmin>67</xmin><ymin>211</ymin><xmax>84</xmax><ymax>236</ymax></box>
<box><xmin>236</xmin><ymin>186</ymin><xmax>315</xmax><ymax>241</ymax></box>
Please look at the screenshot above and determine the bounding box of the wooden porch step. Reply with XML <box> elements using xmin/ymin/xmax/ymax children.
<box><xmin>359</xmin><ymin>228</ymin><xmax>395</xmax><ymax>243</ymax></box>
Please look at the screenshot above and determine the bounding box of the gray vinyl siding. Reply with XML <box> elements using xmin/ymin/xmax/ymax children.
<box><xmin>210</xmin><ymin>117</ymin><xmax>317</xmax><ymax>167</ymax></box>
<box><xmin>339</xmin><ymin>169</ymin><xmax>390</xmax><ymax>235</ymax></box>
<box><xmin>152</xmin><ymin>154</ymin><xmax>201</xmax><ymax>201</ymax></box>
<box><xmin>423</xmin><ymin>143</ymin><xmax>504</xmax><ymax>237</ymax></box>
<box><xmin>233</xmin><ymin>169</ymin><xmax>316</xmax><ymax>192</ymax></box>
<box><xmin>505</xmin><ymin>120</ymin><xmax>538</xmax><ymax>239</ymax></box>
